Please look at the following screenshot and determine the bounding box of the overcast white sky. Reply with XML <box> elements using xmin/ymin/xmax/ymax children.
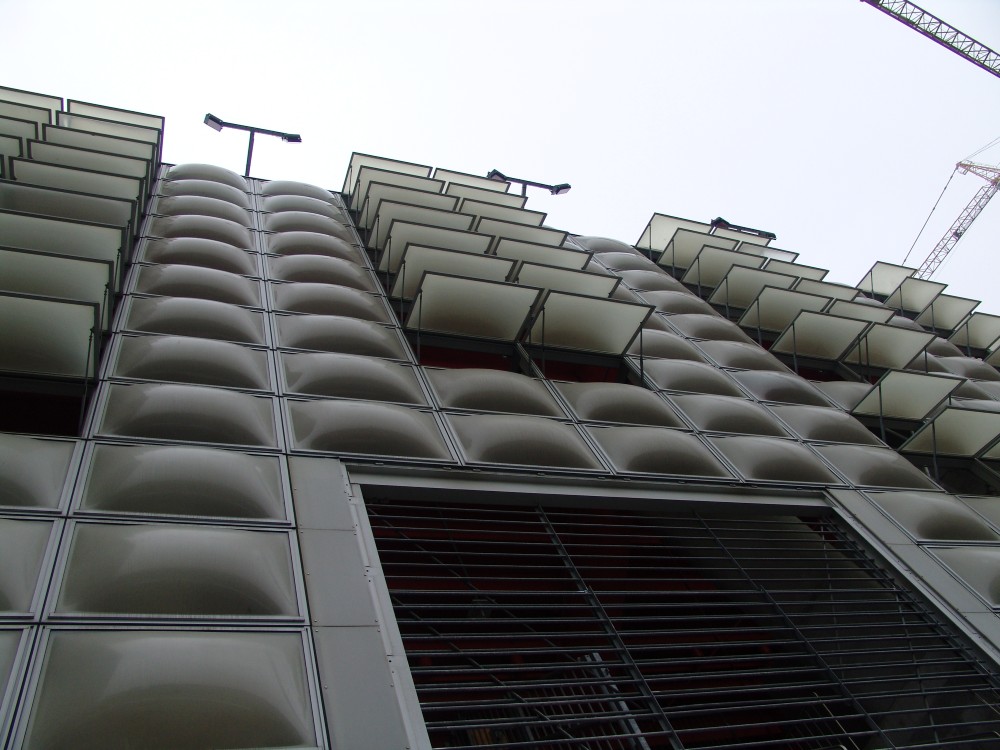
<box><xmin>7</xmin><ymin>0</ymin><xmax>1000</xmax><ymax>312</ymax></box>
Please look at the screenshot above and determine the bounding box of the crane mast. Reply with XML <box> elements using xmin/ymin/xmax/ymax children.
<box><xmin>915</xmin><ymin>162</ymin><xmax>1000</xmax><ymax>280</ymax></box>
<box><xmin>859</xmin><ymin>0</ymin><xmax>1000</xmax><ymax>80</ymax></box>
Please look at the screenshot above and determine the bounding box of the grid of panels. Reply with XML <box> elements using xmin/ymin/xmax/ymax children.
<box><xmin>367</xmin><ymin>498</ymin><xmax>1000</xmax><ymax>750</ymax></box>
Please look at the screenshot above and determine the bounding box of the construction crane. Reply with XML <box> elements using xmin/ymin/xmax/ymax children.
<box><xmin>914</xmin><ymin>162</ymin><xmax>1000</xmax><ymax>279</ymax></box>
<box><xmin>859</xmin><ymin>0</ymin><xmax>1000</xmax><ymax>80</ymax></box>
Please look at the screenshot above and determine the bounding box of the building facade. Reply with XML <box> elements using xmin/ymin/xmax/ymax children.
<box><xmin>3</xmin><ymin>85</ymin><xmax>1000</xmax><ymax>749</ymax></box>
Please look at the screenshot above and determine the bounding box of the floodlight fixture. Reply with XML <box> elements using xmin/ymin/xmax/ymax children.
<box><xmin>486</xmin><ymin>168</ymin><xmax>571</xmax><ymax>197</ymax></box>
<box><xmin>203</xmin><ymin>113</ymin><xmax>302</xmax><ymax>177</ymax></box>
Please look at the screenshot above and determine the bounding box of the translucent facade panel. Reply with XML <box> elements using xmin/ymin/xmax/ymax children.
<box><xmin>154</xmin><ymin>195</ymin><xmax>251</xmax><ymax>226</ymax></box>
<box><xmin>857</xmin><ymin>261</ymin><xmax>914</xmax><ymax>298</ymax></box>
<box><xmin>672</xmin><ymin>394</ymin><xmax>789</xmax><ymax>437</ymax></box>
<box><xmin>20</xmin><ymin>631</ymin><xmax>317</xmax><ymax>750</ymax></box>
<box><xmin>56</xmin><ymin>112</ymin><xmax>160</xmax><ymax>147</ymax></box>
<box><xmin>587</xmin><ymin>425</ymin><xmax>732</xmax><ymax>477</ymax></box>
<box><xmin>0</xmin><ymin>519</ymin><xmax>52</xmax><ymax>613</ymax></box>
<box><xmin>158</xmin><ymin>178</ymin><xmax>250</xmax><ymax>208</ymax></box>
<box><xmin>926</xmin><ymin>336</ymin><xmax>965</xmax><ymax>357</ymax></box>
<box><xmin>763</xmin><ymin>259</ymin><xmax>827</xmax><ymax>280</ymax></box>
<box><xmin>793</xmin><ymin>278</ymin><xmax>861</xmax><ymax>302</ymax></box>
<box><xmin>0</xmin><ymin>434</ymin><xmax>75</xmax><ymax>510</ymax></box>
<box><xmin>0</xmin><ymin>101</ymin><xmax>49</xmax><ymax>128</ymax></box>
<box><xmin>349</xmin><ymin>166</ymin><xmax>444</xmax><ymax>210</ymax></box>
<box><xmin>852</xmin><ymin>371</ymin><xmax>961</xmax><ymax>421</ymax></box>
<box><xmin>271</xmin><ymin>283</ymin><xmax>389</xmax><ymax>321</ymax></box>
<box><xmin>514</xmin><ymin>263</ymin><xmax>617</xmax><ymax>298</ymax></box>
<box><xmin>445</xmin><ymin>182</ymin><xmax>526</xmax><ymax>208</ymax></box>
<box><xmin>268</xmin><ymin>254</ymin><xmax>375</xmax><ymax>291</ymax></box>
<box><xmin>0</xmin><ymin>86</ymin><xmax>62</xmax><ymax>118</ymax></box>
<box><xmin>657</xmin><ymin>229</ymin><xmax>737</xmax><ymax>272</ymax></box>
<box><xmin>868</xmin><ymin>492</ymin><xmax>999</xmax><ymax>542</ymax></box>
<box><xmin>706</xmin><ymin>267</ymin><xmax>797</xmax><ymax>310</ymax></box>
<box><xmin>770</xmin><ymin>312</ymin><xmax>868</xmax><ymax>361</ymax></box>
<box><xmin>426</xmin><ymin>368</ymin><xmax>564</xmax><ymax>416</ymax></box>
<box><xmin>627</xmin><ymin>329</ymin><xmax>708</xmax><ymax>362</ymax></box>
<box><xmin>0</xmin><ymin>295</ymin><xmax>97</xmax><ymax>378</ymax></box>
<box><xmin>680</xmin><ymin>246</ymin><xmax>765</xmax><ymax>289</ymax></box>
<box><xmin>358</xmin><ymin>184</ymin><xmax>456</xmax><ymax>229</ymax></box>
<box><xmin>432</xmin><ymin>168</ymin><xmax>509</xmax><ymax>193</ymax></box>
<box><xmin>731</xmin><ymin>370</ymin><xmax>831</xmax><ymax>406</ymax></box>
<box><xmin>55</xmin><ymin>524</ymin><xmax>298</xmax><ymax>616</ymax></box>
<box><xmin>666</xmin><ymin>314</ymin><xmax>753</xmax><ymax>343</ymax></box>
<box><xmin>639</xmin><ymin>290</ymin><xmax>716</xmax><ymax>316</ymax></box>
<box><xmin>931</xmin><ymin>548</ymin><xmax>1000</xmax><ymax>608</ymax></box>
<box><xmin>0</xmin><ymin>134</ymin><xmax>21</xmax><ymax>162</ymax></box>
<box><xmin>597</xmin><ymin>251</ymin><xmax>658</xmax><ymax>272</ymax></box>
<box><xmin>42</xmin><ymin>124</ymin><xmax>156</xmax><ymax>162</ymax></box>
<box><xmin>901</xmin><ymin>406</ymin><xmax>1000</xmax><ymax>457</ymax></box>
<box><xmin>695</xmin><ymin>340</ymin><xmax>789</xmax><ymax>372</ymax></box>
<box><xmin>371</xmin><ymin>202</ymin><xmax>475</xmax><ymax>251</ymax></box>
<box><xmin>388</xmin><ymin>246</ymin><xmax>513</xmax><ymax>299</ymax></box>
<box><xmin>709</xmin><ymin>436</ymin><xmax>839</xmax><ymax>484</ymax></box>
<box><xmin>259</xmin><ymin>194</ymin><xmax>345</xmax><ymax>220</ymax></box>
<box><xmin>457</xmin><ymin>199</ymin><xmax>545</xmax><ymax>228</ymax></box>
<box><xmin>11</xmin><ymin>160</ymin><xmax>141</xmax><ymax>203</ymax></box>
<box><xmin>574</xmin><ymin>236</ymin><xmax>639</xmax><ymax>255</ymax></box>
<box><xmin>289</xmin><ymin>400</ymin><xmax>451</xmax><ymax>459</ymax></box>
<box><xmin>99</xmin><ymin>383</ymin><xmax>276</xmax><ymax>446</ymax></box>
<box><xmin>0</xmin><ymin>209</ymin><xmax>122</xmax><ymax>267</ymax></box>
<box><xmin>916</xmin><ymin>293</ymin><xmax>977</xmax><ymax>331</ymax></box>
<box><xmin>342</xmin><ymin>152</ymin><xmax>431</xmax><ymax>195</ymax></box>
<box><xmin>447</xmin><ymin>414</ymin><xmax>602</xmax><ymax>469</ymax></box>
<box><xmin>263</xmin><ymin>212</ymin><xmax>355</xmax><ymax>243</ymax></box>
<box><xmin>0</xmin><ymin>115</ymin><xmax>37</xmax><ymax>141</ymax></box>
<box><xmin>884</xmin><ymin>276</ymin><xmax>945</xmax><ymax>315</ymax></box>
<box><xmin>125</xmin><ymin>297</ymin><xmax>264</xmax><ymax>344</ymax></box>
<box><xmin>933</xmin><ymin>355</ymin><xmax>1000</xmax><ymax>381</ymax></box>
<box><xmin>617</xmin><ymin>269</ymin><xmax>687</xmax><ymax>292</ymax></box>
<box><xmin>0</xmin><ymin>250</ymin><xmax>112</xmax><ymax>318</ymax></box>
<box><xmin>282</xmin><ymin>352</ymin><xmax>426</xmax><ymax>404</ymax></box>
<box><xmin>260</xmin><ymin>179</ymin><xmax>337</xmax><ymax>203</ymax></box>
<box><xmin>950</xmin><ymin>312</ymin><xmax>1000</xmax><ymax>351</ymax></box>
<box><xmin>115</xmin><ymin>335</ymin><xmax>270</xmax><ymax>390</ymax></box>
<box><xmin>135</xmin><ymin>265</ymin><xmax>261</xmax><ymax>307</ymax></box>
<box><xmin>556</xmin><ymin>382</ymin><xmax>684</xmax><ymax>427</ymax></box>
<box><xmin>82</xmin><ymin>443</ymin><xmax>286</xmax><ymax>520</ymax></box>
<box><xmin>28</xmin><ymin>141</ymin><xmax>148</xmax><ymax>179</ymax></box>
<box><xmin>267</xmin><ymin>231</ymin><xmax>366</xmax><ymax>265</ymax></box>
<box><xmin>827</xmin><ymin>299</ymin><xmax>895</xmax><ymax>324</ymax></box>
<box><xmin>739</xmin><ymin>290</ymin><xmax>832</xmax><ymax>335</ymax></box>
<box><xmin>736</xmin><ymin>242</ymin><xmax>798</xmax><ymax>262</ymax></box>
<box><xmin>635</xmin><ymin>213</ymin><xmax>712</xmax><ymax>251</ymax></box>
<box><xmin>67</xmin><ymin>100</ymin><xmax>164</xmax><ymax>131</ymax></box>
<box><xmin>710</xmin><ymin>227</ymin><xmax>771</xmax><ymax>246</ymax></box>
<box><xmin>148</xmin><ymin>215</ymin><xmax>252</xmax><ymax>248</ymax></box>
<box><xmin>406</xmin><ymin>275</ymin><xmax>540</xmax><ymax>341</ymax></box>
<box><xmin>0</xmin><ymin>182</ymin><xmax>132</xmax><ymax>228</ymax></box>
<box><xmin>643</xmin><ymin>360</ymin><xmax>745</xmax><ymax>397</ymax></box>
<box><xmin>526</xmin><ymin>292</ymin><xmax>649</xmax><ymax>356</ymax></box>
<box><xmin>844</xmin><ymin>324</ymin><xmax>934</xmax><ymax>370</ymax></box>
<box><xmin>275</xmin><ymin>314</ymin><xmax>406</xmax><ymax>359</ymax></box>
<box><xmin>768</xmin><ymin>404</ymin><xmax>882</xmax><ymax>445</ymax></box>
<box><xmin>474</xmin><ymin>217</ymin><xmax>567</xmax><ymax>249</ymax></box>
<box><xmin>379</xmin><ymin>222</ymin><xmax>493</xmax><ymax>273</ymax></box>
<box><xmin>165</xmin><ymin>163</ymin><xmax>247</xmax><ymax>190</ymax></box>
<box><xmin>812</xmin><ymin>380</ymin><xmax>874</xmax><ymax>411</ymax></box>
<box><xmin>141</xmin><ymin>238</ymin><xmax>257</xmax><ymax>275</ymax></box>
<box><xmin>816</xmin><ymin>445</ymin><xmax>938</xmax><ymax>489</ymax></box>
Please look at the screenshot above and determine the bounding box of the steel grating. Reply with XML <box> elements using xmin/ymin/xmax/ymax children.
<box><xmin>365</xmin><ymin>499</ymin><xmax>1000</xmax><ymax>749</ymax></box>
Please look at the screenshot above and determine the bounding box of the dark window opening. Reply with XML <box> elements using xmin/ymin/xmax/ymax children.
<box><xmin>0</xmin><ymin>376</ymin><xmax>89</xmax><ymax>436</ymax></box>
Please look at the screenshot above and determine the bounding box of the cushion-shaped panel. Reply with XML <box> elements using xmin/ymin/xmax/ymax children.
<box><xmin>640</xmin><ymin>290</ymin><xmax>717</xmax><ymax>316</ymax></box>
<box><xmin>126</xmin><ymin>297</ymin><xmax>264</xmax><ymax>344</ymax></box>
<box><xmin>115</xmin><ymin>335</ymin><xmax>270</xmax><ymax>390</ymax></box>
<box><xmin>263</xmin><ymin>211</ymin><xmax>354</xmax><ymax>241</ymax></box>
<box><xmin>710</xmin><ymin>436</ymin><xmax>839</xmax><ymax>483</ymax></box>
<box><xmin>617</xmin><ymin>269</ymin><xmax>687</xmax><ymax>292</ymax></box>
<box><xmin>0</xmin><ymin>434</ymin><xmax>75</xmax><ymax>509</ymax></box>
<box><xmin>815</xmin><ymin>445</ymin><xmax>939</xmax><ymax>489</ymax></box>
<box><xmin>931</xmin><ymin>547</ymin><xmax>1000</xmax><ymax>607</ymax></box>
<box><xmin>731</xmin><ymin>371</ymin><xmax>831</xmax><ymax>406</ymax></box>
<box><xmin>166</xmin><ymin>163</ymin><xmax>248</xmax><ymax>190</ymax></box>
<box><xmin>811</xmin><ymin>381</ymin><xmax>873</xmax><ymax>411</ymax></box>
<box><xmin>596</xmin><ymin>251</ymin><xmax>657</xmax><ymax>272</ymax></box>
<box><xmin>266</xmin><ymin>231</ymin><xmax>365</xmax><ymax>264</ymax></box>
<box><xmin>556</xmin><ymin>382</ymin><xmax>685</xmax><ymax>427</ymax></box>
<box><xmin>448</xmin><ymin>414</ymin><xmax>602</xmax><ymax>469</ymax></box>
<box><xmin>283</xmin><ymin>353</ymin><xmax>425</xmax><ymax>404</ymax></box>
<box><xmin>159</xmin><ymin>178</ymin><xmax>251</xmax><ymax>208</ymax></box>
<box><xmin>673</xmin><ymin>394</ymin><xmax>789</xmax><ymax>436</ymax></box>
<box><xmin>696</xmin><ymin>340</ymin><xmax>788</xmax><ymax>371</ymax></box>
<box><xmin>261</xmin><ymin>179</ymin><xmax>337</xmax><ymax>203</ymax></box>
<box><xmin>154</xmin><ymin>195</ymin><xmax>250</xmax><ymax>226</ymax></box>
<box><xmin>667</xmin><ymin>314</ymin><xmax>753</xmax><ymax>344</ymax></box>
<box><xmin>643</xmin><ymin>360</ymin><xmax>744</xmax><ymax>396</ymax></box>
<box><xmin>628</xmin><ymin>329</ymin><xmax>708</xmax><ymax>361</ymax></box>
<box><xmin>0</xmin><ymin>518</ymin><xmax>53</xmax><ymax>613</ymax></box>
<box><xmin>142</xmin><ymin>238</ymin><xmax>257</xmax><ymax>275</ymax></box>
<box><xmin>271</xmin><ymin>283</ymin><xmax>389</xmax><ymax>321</ymax></box>
<box><xmin>148</xmin><ymin>215</ymin><xmax>252</xmax><ymax>248</ymax></box>
<box><xmin>769</xmin><ymin>405</ymin><xmax>882</xmax><ymax>445</ymax></box>
<box><xmin>135</xmin><ymin>264</ymin><xmax>260</xmax><ymax>307</ymax></box>
<box><xmin>573</xmin><ymin>236</ymin><xmax>635</xmax><ymax>254</ymax></box>
<box><xmin>869</xmin><ymin>492</ymin><xmax>998</xmax><ymax>541</ymax></box>
<box><xmin>426</xmin><ymin>368</ymin><xmax>563</xmax><ymax>416</ymax></box>
<box><xmin>261</xmin><ymin>194</ymin><xmax>344</xmax><ymax>220</ymax></box>
<box><xmin>267</xmin><ymin>255</ymin><xmax>375</xmax><ymax>290</ymax></box>
<box><xmin>588</xmin><ymin>426</ymin><xmax>731</xmax><ymax>477</ymax></box>
<box><xmin>275</xmin><ymin>315</ymin><xmax>406</xmax><ymax>359</ymax></box>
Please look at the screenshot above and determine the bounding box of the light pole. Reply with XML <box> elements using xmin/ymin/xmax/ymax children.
<box><xmin>487</xmin><ymin>169</ymin><xmax>571</xmax><ymax>197</ymax></box>
<box><xmin>203</xmin><ymin>113</ymin><xmax>301</xmax><ymax>177</ymax></box>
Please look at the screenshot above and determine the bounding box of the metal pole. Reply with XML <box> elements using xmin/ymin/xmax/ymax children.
<box><xmin>244</xmin><ymin>130</ymin><xmax>256</xmax><ymax>177</ymax></box>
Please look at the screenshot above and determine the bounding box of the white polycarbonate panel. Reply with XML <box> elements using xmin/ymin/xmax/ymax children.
<box><xmin>852</xmin><ymin>370</ymin><xmax>962</xmax><ymax>420</ymax></box>
<box><xmin>635</xmin><ymin>213</ymin><xmax>712</xmax><ymax>251</ymax></box>
<box><xmin>275</xmin><ymin>315</ymin><xmax>407</xmax><ymax>359</ymax></box>
<box><xmin>426</xmin><ymin>368</ymin><xmax>564</xmax><ymax>416</ymax></box>
<box><xmin>793</xmin><ymin>278</ymin><xmax>861</xmax><ymax>302</ymax></box>
<box><xmin>737</xmin><ymin>288</ymin><xmax>831</xmax><ymax>333</ymax></box>
<box><xmin>370</xmin><ymin>201</ymin><xmax>474</xmax><ymax>250</ymax></box>
<box><xmin>666</xmin><ymin>314</ymin><xmax>753</xmax><ymax>343</ymax></box>
<box><xmin>82</xmin><ymin>443</ymin><xmax>285</xmax><ymax>520</ymax></box>
<box><xmin>282</xmin><ymin>352</ymin><xmax>426</xmax><ymax>404</ymax></box>
<box><xmin>514</xmin><ymin>262</ymin><xmax>617</xmax><ymax>298</ymax></box>
<box><xmin>709</xmin><ymin>227</ymin><xmax>771</xmax><ymax>246</ymax></box>
<box><xmin>446</xmin><ymin>182</ymin><xmax>526</xmax><ymax>208</ymax></box>
<box><xmin>271</xmin><ymin>283</ymin><xmax>389</xmax><ymax>321</ymax></box>
<box><xmin>126</xmin><ymin>297</ymin><xmax>264</xmax><ymax>344</ymax></box>
<box><xmin>100</xmin><ymin>383</ymin><xmax>276</xmax><ymax>446</ymax></box>
<box><xmin>643</xmin><ymin>360</ymin><xmax>745</xmax><ymax>397</ymax></box>
<box><xmin>764</xmin><ymin>259</ymin><xmax>828</xmax><ymax>280</ymax></box>
<box><xmin>21</xmin><ymin>631</ymin><xmax>316</xmax><ymax>750</ymax></box>
<box><xmin>343</xmin><ymin>152</ymin><xmax>431</xmax><ymax>195</ymax></box>
<box><xmin>154</xmin><ymin>195</ymin><xmax>251</xmax><ymax>226</ymax></box>
<box><xmin>706</xmin><ymin>267</ymin><xmax>797</xmax><ymax>310</ymax></box>
<box><xmin>618</xmin><ymin>269</ymin><xmax>686</xmax><ymax>293</ymax></box>
<box><xmin>0</xmin><ymin>434</ymin><xmax>75</xmax><ymax>509</ymax></box>
<box><xmin>166</xmin><ymin>164</ymin><xmax>247</xmax><ymax>190</ymax></box>
<box><xmin>0</xmin><ymin>115</ymin><xmax>37</xmax><ymax>141</ymax></box>
<box><xmin>267</xmin><ymin>254</ymin><xmax>375</xmax><ymax>290</ymax></box>
<box><xmin>433</xmin><ymin>168</ymin><xmax>510</xmax><ymax>193</ymax></box>
<box><xmin>457</xmin><ymin>199</ymin><xmax>546</xmax><ymax>227</ymax></box>
<box><xmin>67</xmin><ymin>100</ymin><xmax>164</xmax><ymax>130</ymax></box>
<box><xmin>115</xmin><ymin>335</ymin><xmax>270</xmax><ymax>390</ymax></box>
<box><xmin>28</xmin><ymin>140</ymin><xmax>148</xmax><ymax>179</ymax></box>
<box><xmin>475</xmin><ymin>217</ymin><xmax>567</xmax><ymax>249</ymax></box>
<box><xmin>709</xmin><ymin>436</ymin><xmax>839</xmax><ymax>484</ymax></box>
<box><xmin>844</xmin><ymin>324</ymin><xmax>935</xmax><ymax>370</ymax></box>
<box><xmin>389</xmin><ymin>245</ymin><xmax>514</xmax><ymax>299</ymax></box>
<box><xmin>358</xmin><ymin>183</ymin><xmax>456</xmax><ymax>229</ymax></box>
<box><xmin>142</xmin><ymin>238</ymin><xmax>257</xmax><ymax>275</ymax></box>
<box><xmin>628</xmin><ymin>329</ymin><xmax>708</xmax><ymax>361</ymax></box>
<box><xmin>379</xmin><ymin>222</ymin><xmax>493</xmax><ymax>273</ymax></box>
<box><xmin>696</xmin><ymin>340</ymin><xmax>789</xmax><ymax>372</ymax></box>
<box><xmin>159</xmin><ymin>178</ymin><xmax>250</xmax><ymax>207</ymax></box>
<box><xmin>260</xmin><ymin>194</ymin><xmax>345</xmax><ymax>220</ymax></box>
<box><xmin>950</xmin><ymin>312</ymin><xmax>1000</xmax><ymax>351</ymax></box>
<box><xmin>527</xmin><ymin>292</ymin><xmax>650</xmax><ymax>355</ymax></box>
<box><xmin>0</xmin><ymin>295</ymin><xmax>97</xmax><ymax>377</ymax></box>
<box><xmin>868</xmin><ymin>492</ymin><xmax>999</xmax><ymax>542</ymax></box>
<box><xmin>901</xmin><ymin>405</ymin><xmax>1000</xmax><ymax>457</ymax></box>
<box><xmin>598</xmin><ymin>252</ymin><xmax>658</xmax><ymax>273</ymax></box>
<box><xmin>56</xmin><ymin>523</ymin><xmax>298</xmax><ymax>616</ymax></box>
<box><xmin>768</xmin><ymin>404</ymin><xmax>882</xmax><ymax>445</ymax></box>
<box><xmin>770</xmin><ymin>312</ymin><xmax>869</xmax><ymax>362</ymax></box>
<box><xmin>857</xmin><ymin>261</ymin><xmax>914</xmax><ymax>298</ymax></box>
<box><xmin>267</xmin><ymin>232</ymin><xmax>366</xmax><ymax>265</ymax></box>
<box><xmin>736</xmin><ymin>242</ymin><xmax>798</xmax><ymax>262</ymax></box>
<box><xmin>290</xmin><ymin>400</ymin><xmax>451</xmax><ymax>459</ymax></box>
<box><xmin>884</xmin><ymin>276</ymin><xmax>945</xmax><ymax>315</ymax></box>
<box><xmin>0</xmin><ymin>519</ymin><xmax>53</xmax><ymax>614</ymax></box>
<box><xmin>260</xmin><ymin>179</ymin><xmax>337</xmax><ymax>203</ymax></box>
<box><xmin>406</xmin><ymin>274</ymin><xmax>540</xmax><ymax>341</ymax></box>
<box><xmin>12</xmin><ymin>159</ymin><xmax>142</xmax><ymax>202</ymax></box>
<box><xmin>350</xmin><ymin>166</ymin><xmax>444</xmax><ymax>210</ymax></box>
<box><xmin>0</xmin><ymin>134</ymin><xmax>21</xmax><ymax>162</ymax></box>
<box><xmin>731</xmin><ymin>370</ymin><xmax>831</xmax><ymax>406</ymax></box>
<box><xmin>57</xmin><ymin>111</ymin><xmax>160</xmax><ymax>146</ymax></box>
<box><xmin>916</xmin><ymin>293</ymin><xmax>978</xmax><ymax>331</ymax></box>
<box><xmin>672</xmin><ymin>394</ymin><xmax>789</xmax><ymax>436</ymax></box>
<box><xmin>827</xmin><ymin>299</ymin><xmax>896</xmax><ymax>324</ymax></box>
<box><xmin>42</xmin><ymin>124</ymin><xmax>156</xmax><ymax>162</ymax></box>
<box><xmin>135</xmin><ymin>264</ymin><xmax>261</xmax><ymax>307</ymax></box>
<box><xmin>932</xmin><ymin>548</ymin><xmax>1000</xmax><ymax>608</ymax></box>
<box><xmin>0</xmin><ymin>101</ymin><xmax>48</xmax><ymax>128</ymax></box>
<box><xmin>262</xmin><ymin>212</ymin><xmax>354</xmax><ymax>241</ymax></box>
<box><xmin>447</xmin><ymin>414</ymin><xmax>602</xmax><ymax>469</ymax></box>
<box><xmin>0</xmin><ymin>86</ymin><xmax>62</xmax><ymax>118</ymax></box>
<box><xmin>0</xmin><ymin>182</ymin><xmax>133</xmax><ymax>228</ymax></box>
<box><xmin>0</xmin><ymin>249</ymin><xmax>112</xmax><ymax>315</ymax></box>
<box><xmin>816</xmin><ymin>445</ymin><xmax>938</xmax><ymax>489</ymax></box>
<box><xmin>556</xmin><ymin>382</ymin><xmax>685</xmax><ymax>427</ymax></box>
<box><xmin>657</xmin><ymin>228</ymin><xmax>737</xmax><ymax>272</ymax></box>
<box><xmin>680</xmin><ymin>245</ymin><xmax>766</xmax><ymax>289</ymax></box>
<box><xmin>148</xmin><ymin>215</ymin><xmax>252</xmax><ymax>248</ymax></box>
<box><xmin>587</xmin><ymin>425</ymin><xmax>732</xmax><ymax>477</ymax></box>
